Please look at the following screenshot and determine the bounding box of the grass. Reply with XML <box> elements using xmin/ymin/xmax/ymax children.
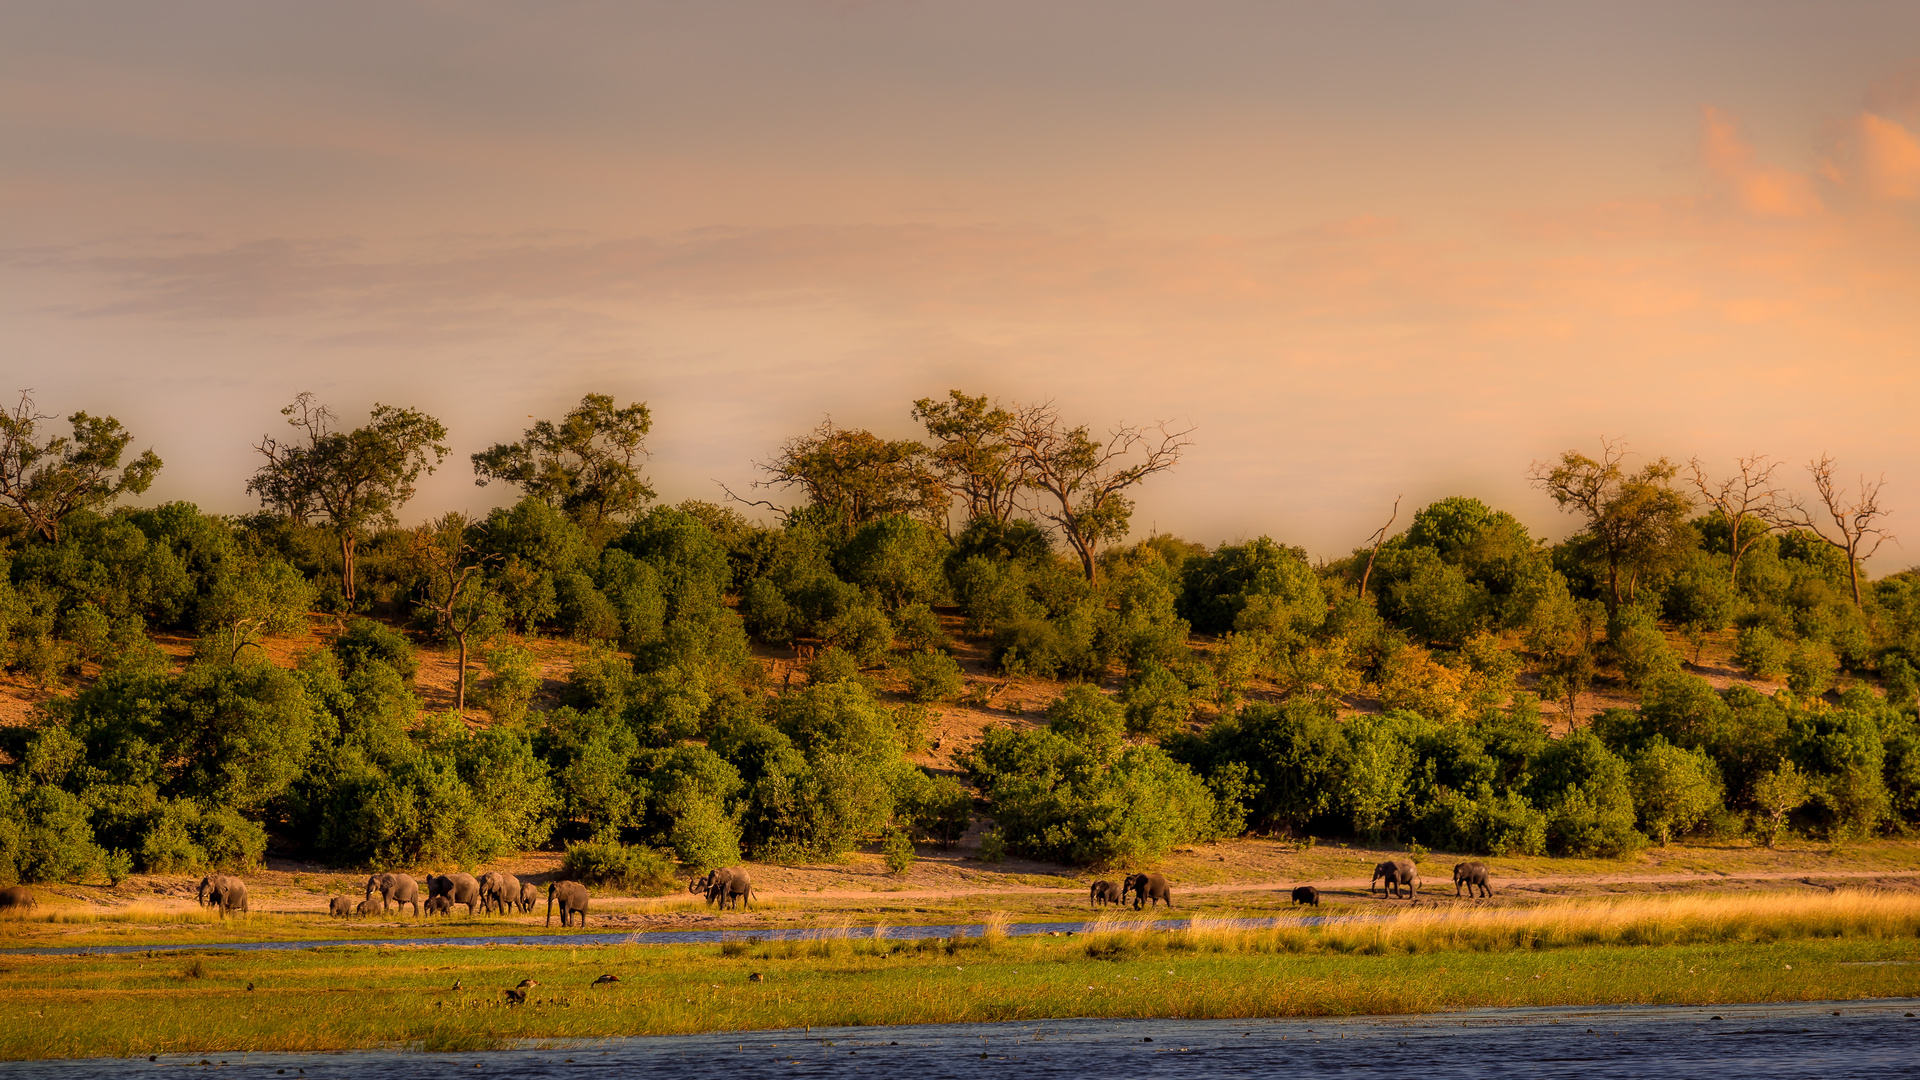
<box><xmin>0</xmin><ymin>891</ymin><xmax>1915</xmax><ymax>1059</ymax></box>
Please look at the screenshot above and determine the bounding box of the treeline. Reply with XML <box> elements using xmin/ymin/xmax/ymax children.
<box><xmin>0</xmin><ymin>391</ymin><xmax>1916</xmax><ymax>885</ymax></box>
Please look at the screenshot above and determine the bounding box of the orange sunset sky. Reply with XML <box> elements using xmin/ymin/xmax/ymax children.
<box><xmin>4</xmin><ymin>1</ymin><xmax>1918</xmax><ymax>565</ymax></box>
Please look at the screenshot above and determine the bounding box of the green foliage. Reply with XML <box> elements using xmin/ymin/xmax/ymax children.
<box><xmin>894</xmin><ymin>768</ymin><xmax>973</xmax><ymax>847</ymax></box>
<box><xmin>481</xmin><ymin>643</ymin><xmax>541</xmax><ymax>725</ymax></box>
<box><xmin>0</xmin><ymin>394</ymin><xmax>164</xmax><ymax>542</ymax></box>
<box><xmin>838</xmin><ymin>514</ymin><xmax>948</xmax><ymax>611</ymax></box>
<box><xmin>1606</xmin><ymin>604</ymin><xmax>1682</xmax><ymax>689</ymax></box>
<box><xmin>977</xmin><ymin>827</ymin><xmax>1007</xmax><ymax>863</ymax></box>
<box><xmin>559</xmin><ymin>840</ymin><xmax>679</xmax><ymax>894</ymax></box>
<box><xmin>1121</xmin><ymin>664</ymin><xmax>1192</xmax><ymax>739</ymax></box>
<box><xmin>892</xmin><ymin>602</ymin><xmax>949</xmax><ymax>653</ymax></box>
<box><xmin>333</xmin><ymin>619</ymin><xmax>418</xmax><ymax>682</ymax></box>
<box><xmin>806</xmin><ymin>646</ymin><xmax>874</xmax><ymax>692</ymax></box>
<box><xmin>470</xmin><ymin>393</ymin><xmax>654</xmax><ymax>529</ymax></box>
<box><xmin>1180</xmin><ymin>537</ymin><xmax>1324</xmax><ymax>638</ymax></box>
<box><xmin>1629</xmin><ymin>738</ymin><xmax>1725</xmax><ymax>844</ymax></box>
<box><xmin>882</xmin><ymin>828</ymin><xmax>915</xmax><ymax>874</ymax></box>
<box><xmin>822</xmin><ymin>603</ymin><xmax>894</xmax><ymax>666</ymax></box>
<box><xmin>1529</xmin><ymin>729</ymin><xmax>1644</xmax><ymax>857</ymax></box>
<box><xmin>1786</xmin><ymin>640</ymin><xmax>1839</xmax><ymax>697</ymax></box>
<box><xmin>903</xmin><ymin>649</ymin><xmax>964</xmax><ymax>703</ymax></box>
<box><xmin>1734</xmin><ymin>624</ymin><xmax>1790</xmax><ymax>680</ymax></box>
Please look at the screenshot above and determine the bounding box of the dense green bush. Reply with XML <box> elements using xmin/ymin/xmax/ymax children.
<box><xmin>904</xmin><ymin>649</ymin><xmax>964</xmax><ymax>703</ymax></box>
<box><xmin>560</xmin><ymin>840</ymin><xmax>681</xmax><ymax>894</ymax></box>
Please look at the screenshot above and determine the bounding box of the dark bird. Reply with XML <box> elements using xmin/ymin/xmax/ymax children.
<box><xmin>246</xmin><ymin>982</ymin><xmax>254</xmax><ymax>992</ymax></box>
<box><xmin>504</xmin><ymin>989</ymin><xmax>528</xmax><ymax>1005</ymax></box>
<box><xmin>749</xmin><ymin>972</ymin><xmax>764</xmax><ymax>983</ymax></box>
<box><xmin>515</xmin><ymin>978</ymin><xmax>540</xmax><ymax>989</ymax></box>
<box><xmin>591</xmin><ymin>974</ymin><xmax>620</xmax><ymax>987</ymax></box>
<box><xmin>451</xmin><ymin>980</ymin><xmax>463</xmax><ymax>991</ymax></box>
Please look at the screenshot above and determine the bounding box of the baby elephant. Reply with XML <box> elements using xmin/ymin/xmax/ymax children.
<box><xmin>1453</xmin><ymin>861</ymin><xmax>1493</xmax><ymax>898</ymax></box>
<box><xmin>1089</xmin><ymin>880</ymin><xmax>1123</xmax><ymax>907</ymax></box>
<box><xmin>518</xmin><ymin>882</ymin><xmax>540</xmax><ymax>913</ymax></box>
<box><xmin>1290</xmin><ymin>885</ymin><xmax>1320</xmax><ymax>906</ymax></box>
<box><xmin>355</xmin><ymin>897</ymin><xmax>383</xmax><ymax>918</ymax></box>
<box><xmin>425</xmin><ymin>895</ymin><xmax>452</xmax><ymax>915</ymax></box>
<box><xmin>328</xmin><ymin>896</ymin><xmax>354</xmax><ymax>917</ymax></box>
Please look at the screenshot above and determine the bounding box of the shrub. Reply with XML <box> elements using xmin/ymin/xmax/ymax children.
<box><xmin>893</xmin><ymin>602</ymin><xmax>950</xmax><ymax>653</ymax></box>
<box><xmin>882</xmin><ymin>828</ymin><xmax>915</xmax><ymax>874</ymax></box>
<box><xmin>823</xmin><ymin>604</ymin><xmax>894</xmax><ymax>666</ymax></box>
<box><xmin>977</xmin><ymin>827</ymin><xmax>1007</xmax><ymax>863</ymax></box>
<box><xmin>904</xmin><ymin>649</ymin><xmax>964</xmax><ymax>703</ymax></box>
<box><xmin>1122</xmin><ymin>664</ymin><xmax>1193</xmax><ymax>740</ymax></box>
<box><xmin>332</xmin><ymin>619</ymin><xmax>417</xmax><ymax>682</ymax></box>
<box><xmin>1735</xmin><ymin>625</ymin><xmax>1790</xmax><ymax>680</ymax></box>
<box><xmin>668</xmin><ymin>796</ymin><xmax>742</xmax><ymax>875</ymax></box>
<box><xmin>1786</xmin><ymin>640</ymin><xmax>1839</xmax><ymax>697</ymax></box>
<box><xmin>894</xmin><ymin>769</ymin><xmax>973</xmax><ymax>847</ymax></box>
<box><xmin>560</xmin><ymin>840</ymin><xmax>681</xmax><ymax>895</ymax></box>
<box><xmin>482</xmin><ymin>643</ymin><xmax>541</xmax><ymax>725</ymax></box>
<box><xmin>806</xmin><ymin>646</ymin><xmax>871</xmax><ymax>689</ymax></box>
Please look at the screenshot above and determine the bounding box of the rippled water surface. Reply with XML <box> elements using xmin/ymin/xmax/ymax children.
<box><xmin>7</xmin><ymin>1001</ymin><xmax>1918</xmax><ymax>1078</ymax></box>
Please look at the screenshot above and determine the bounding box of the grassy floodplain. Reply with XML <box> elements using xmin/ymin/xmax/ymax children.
<box><xmin>2</xmin><ymin>891</ymin><xmax>1918</xmax><ymax>1060</ymax></box>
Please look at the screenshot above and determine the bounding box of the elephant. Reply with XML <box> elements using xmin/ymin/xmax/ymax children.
<box><xmin>196</xmin><ymin>874</ymin><xmax>238</xmax><ymax>908</ymax></box>
<box><xmin>365</xmin><ymin>872</ymin><xmax>422</xmax><ymax>916</ymax></box>
<box><xmin>1089</xmin><ymin>880</ymin><xmax>1123</xmax><ymax>907</ymax></box>
<box><xmin>1290</xmin><ymin>886</ymin><xmax>1320</xmax><ymax>906</ymax></box>
<box><xmin>424</xmin><ymin>895</ymin><xmax>452</xmax><ymax>915</ymax></box>
<box><xmin>427</xmin><ymin>872</ymin><xmax>481</xmax><ymax>915</ymax></box>
<box><xmin>207</xmin><ymin>877</ymin><xmax>249</xmax><ymax>916</ymax></box>
<box><xmin>1121</xmin><ymin>872</ymin><xmax>1173</xmax><ymax>910</ymax></box>
<box><xmin>1371</xmin><ymin>860</ymin><xmax>1418</xmax><ymax>900</ymax></box>
<box><xmin>355</xmin><ymin>897</ymin><xmax>382</xmax><ymax>917</ymax></box>
<box><xmin>328</xmin><ymin>895</ymin><xmax>355</xmax><ymax>917</ymax></box>
<box><xmin>518</xmin><ymin>882</ymin><xmax>540</xmax><ymax>913</ymax></box>
<box><xmin>1453</xmin><ymin>861</ymin><xmax>1493</xmax><ymax>898</ymax></box>
<box><xmin>478</xmin><ymin>871</ymin><xmax>522</xmax><ymax>915</ymax></box>
<box><xmin>0</xmin><ymin>886</ymin><xmax>35</xmax><ymax>911</ymax></box>
<box><xmin>548</xmin><ymin>881</ymin><xmax>590</xmax><ymax>928</ymax></box>
<box><xmin>692</xmin><ymin>867</ymin><xmax>755</xmax><ymax>910</ymax></box>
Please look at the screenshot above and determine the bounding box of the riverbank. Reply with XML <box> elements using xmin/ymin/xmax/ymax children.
<box><xmin>2</xmin><ymin>891</ymin><xmax>1916</xmax><ymax>1060</ymax></box>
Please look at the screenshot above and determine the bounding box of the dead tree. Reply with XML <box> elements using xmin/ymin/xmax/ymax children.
<box><xmin>1776</xmin><ymin>455</ymin><xmax>1894</xmax><ymax>607</ymax></box>
<box><xmin>1686</xmin><ymin>454</ymin><xmax>1784</xmax><ymax>585</ymax></box>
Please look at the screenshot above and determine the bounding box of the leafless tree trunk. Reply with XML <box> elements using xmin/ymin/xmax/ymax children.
<box><xmin>1776</xmin><ymin>455</ymin><xmax>1895</xmax><ymax>607</ymax></box>
<box><xmin>1357</xmin><ymin>495</ymin><xmax>1402</xmax><ymax>600</ymax></box>
<box><xmin>1686</xmin><ymin>454</ymin><xmax>1783</xmax><ymax>586</ymax></box>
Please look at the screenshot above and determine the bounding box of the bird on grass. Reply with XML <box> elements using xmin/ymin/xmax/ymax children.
<box><xmin>515</xmin><ymin>978</ymin><xmax>540</xmax><ymax>989</ymax></box>
<box><xmin>591</xmin><ymin>974</ymin><xmax>620</xmax><ymax>987</ymax></box>
<box><xmin>451</xmin><ymin>980</ymin><xmax>463</xmax><ymax>991</ymax></box>
<box><xmin>504</xmin><ymin>989</ymin><xmax>527</xmax><ymax>1006</ymax></box>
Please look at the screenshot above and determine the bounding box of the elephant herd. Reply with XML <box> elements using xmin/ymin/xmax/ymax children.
<box><xmin>1088</xmin><ymin>872</ymin><xmax>1173</xmax><ymax>909</ymax></box>
<box><xmin>320</xmin><ymin>871</ymin><xmax>589</xmax><ymax>925</ymax></box>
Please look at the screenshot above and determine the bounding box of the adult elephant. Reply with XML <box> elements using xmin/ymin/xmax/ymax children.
<box><xmin>0</xmin><ymin>886</ymin><xmax>35</xmax><ymax>911</ymax></box>
<box><xmin>365</xmin><ymin>872</ymin><xmax>422</xmax><ymax>916</ymax></box>
<box><xmin>1371</xmin><ymin>860</ymin><xmax>1418</xmax><ymax>900</ymax></box>
<box><xmin>328</xmin><ymin>896</ymin><xmax>355</xmax><ymax>917</ymax></box>
<box><xmin>517</xmin><ymin>882</ymin><xmax>539</xmax><ymax>913</ymax></box>
<box><xmin>196</xmin><ymin>874</ymin><xmax>237</xmax><ymax>908</ymax></box>
<box><xmin>478</xmin><ymin>871</ymin><xmax>522</xmax><ymax>915</ymax></box>
<box><xmin>1453</xmin><ymin>861</ymin><xmax>1493</xmax><ymax>898</ymax></box>
<box><xmin>548</xmin><ymin>881</ymin><xmax>590</xmax><ymax>928</ymax></box>
<box><xmin>1122</xmin><ymin>872</ymin><xmax>1173</xmax><ymax>910</ymax></box>
<box><xmin>208</xmin><ymin>877</ymin><xmax>249</xmax><ymax>916</ymax></box>
<box><xmin>693</xmin><ymin>867</ymin><xmax>755</xmax><ymax>910</ymax></box>
<box><xmin>427</xmin><ymin>872</ymin><xmax>481</xmax><ymax>916</ymax></box>
<box><xmin>1089</xmin><ymin>880</ymin><xmax>1123</xmax><ymax>907</ymax></box>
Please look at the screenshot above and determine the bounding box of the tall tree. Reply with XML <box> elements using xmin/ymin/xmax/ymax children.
<box><xmin>0</xmin><ymin>392</ymin><xmax>163</xmax><ymax>541</ymax></box>
<box><xmin>1776</xmin><ymin>454</ymin><xmax>1893</xmax><ymax>607</ymax></box>
<box><xmin>247</xmin><ymin>393</ymin><xmax>449</xmax><ymax>604</ymax></box>
<box><xmin>1005</xmin><ymin>402</ymin><xmax>1193</xmax><ymax>581</ymax></box>
<box><xmin>470</xmin><ymin>393</ymin><xmax>654</xmax><ymax>528</ymax></box>
<box><xmin>409</xmin><ymin>512</ymin><xmax>502</xmax><ymax>713</ymax></box>
<box><xmin>911</xmin><ymin>390</ymin><xmax>1027</xmax><ymax>527</ymax></box>
<box><xmin>1686</xmin><ymin>454</ymin><xmax>1783</xmax><ymax>585</ymax></box>
<box><xmin>1530</xmin><ymin>438</ymin><xmax>1692</xmax><ymax>611</ymax></box>
<box><xmin>744</xmin><ymin>419</ymin><xmax>948</xmax><ymax>531</ymax></box>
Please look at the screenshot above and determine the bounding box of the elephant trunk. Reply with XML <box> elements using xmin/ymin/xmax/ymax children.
<box><xmin>546</xmin><ymin>885</ymin><xmax>553</xmax><ymax>927</ymax></box>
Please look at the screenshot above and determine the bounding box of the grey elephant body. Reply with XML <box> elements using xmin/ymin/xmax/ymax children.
<box><xmin>479</xmin><ymin>871</ymin><xmax>522</xmax><ymax>915</ymax></box>
<box><xmin>1371</xmin><ymin>860</ymin><xmax>1418</xmax><ymax>899</ymax></box>
<box><xmin>427</xmin><ymin>872</ymin><xmax>481</xmax><ymax>915</ymax></box>
<box><xmin>693</xmin><ymin>867</ymin><xmax>755</xmax><ymax>910</ymax></box>
<box><xmin>196</xmin><ymin>874</ymin><xmax>237</xmax><ymax>908</ymax></box>
<box><xmin>365</xmin><ymin>872</ymin><xmax>421</xmax><ymax>916</ymax></box>
<box><xmin>424</xmin><ymin>894</ymin><xmax>452</xmax><ymax>915</ymax></box>
<box><xmin>1290</xmin><ymin>885</ymin><xmax>1320</xmax><ymax>906</ymax></box>
<box><xmin>518</xmin><ymin>882</ymin><xmax>539</xmax><ymax>913</ymax></box>
<box><xmin>1089</xmin><ymin>880</ymin><xmax>1123</xmax><ymax>907</ymax></box>
<box><xmin>1453</xmin><ymin>861</ymin><xmax>1492</xmax><ymax>898</ymax></box>
<box><xmin>208</xmin><ymin>877</ymin><xmax>249</xmax><ymax>915</ymax></box>
<box><xmin>355</xmin><ymin>897</ymin><xmax>382</xmax><ymax>917</ymax></box>
<box><xmin>0</xmin><ymin>886</ymin><xmax>35</xmax><ymax>910</ymax></box>
<box><xmin>548</xmin><ymin>881</ymin><xmax>590</xmax><ymax>927</ymax></box>
<box><xmin>1122</xmin><ymin>872</ymin><xmax>1172</xmax><ymax>909</ymax></box>
<box><xmin>328</xmin><ymin>895</ymin><xmax>354</xmax><ymax>917</ymax></box>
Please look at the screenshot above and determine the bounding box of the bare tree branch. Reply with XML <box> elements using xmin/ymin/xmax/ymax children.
<box><xmin>1773</xmin><ymin>454</ymin><xmax>1895</xmax><ymax>607</ymax></box>
<box><xmin>1686</xmin><ymin>453</ymin><xmax>1783</xmax><ymax>586</ymax></box>
<box><xmin>1357</xmin><ymin>495</ymin><xmax>1402</xmax><ymax>599</ymax></box>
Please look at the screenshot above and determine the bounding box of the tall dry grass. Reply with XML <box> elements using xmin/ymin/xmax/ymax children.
<box><xmin>1100</xmin><ymin>890</ymin><xmax>1920</xmax><ymax>960</ymax></box>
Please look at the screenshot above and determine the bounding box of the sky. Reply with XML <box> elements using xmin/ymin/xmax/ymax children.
<box><xmin>4</xmin><ymin>1</ymin><xmax>1918</xmax><ymax>566</ymax></box>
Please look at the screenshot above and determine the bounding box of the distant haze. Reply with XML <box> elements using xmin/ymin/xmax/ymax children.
<box><xmin>4</xmin><ymin>2</ymin><xmax>1917</xmax><ymax>567</ymax></box>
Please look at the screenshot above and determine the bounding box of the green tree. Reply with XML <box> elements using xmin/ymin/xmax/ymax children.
<box><xmin>747</xmin><ymin>419</ymin><xmax>947</xmax><ymax>532</ymax></box>
<box><xmin>471</xmin><ymin>393</ymin><xmax>655</xmax><ymax>529</ymax></box>
<box><xmin>408</xmin><ymin>512</ymin><xmax>504</xmax><ymax>713</ymax></box>
<box><xmin>1750</xmin><ymin>759</ymin><xmax>1809</xmax><ymax>848</ymax></box>
<box><xmin>247</xmin><ymin>393</ymin><xmax>449</xmax><ymax>604</ymax></box>
<box><xmin>1530</xmin><ymin>438</ymin><xmax>1693</xmax><ymax>611</ymax></box>
<box><xmin>1629</xmin><ymin>737</ymin><xmax>1725</xmax><ymax>844</ymax></box>
<box><xmin>912</xmin><ymin>390</ymin><xmax>1028</xmax><ymax>526</ymax></box>
<box><xmin>0</xmin><ymin>392</ymin><xmax>163</xmax><ymax>542</ymax></box>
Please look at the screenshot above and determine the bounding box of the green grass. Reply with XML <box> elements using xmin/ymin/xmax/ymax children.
<box><xmin>1</xmin><ymin>891</ymin><xmax>1917</xmax><ymax>1059</ymax></box>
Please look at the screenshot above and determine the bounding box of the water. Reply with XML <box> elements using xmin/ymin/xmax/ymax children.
<box><xmin>0</xmin><ymin>915</ymin><xmax>1330</xmax><ymax>957</ymax></box>
<box><xmin>5</xmin><ymin>1000</ymin><xmax>1917</xmax><ymax>1077</ymax></box>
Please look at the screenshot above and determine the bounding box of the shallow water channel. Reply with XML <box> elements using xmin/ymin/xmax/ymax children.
<box><xmin>0</xmin><ymin>916</ymin><xmax>1327</xmax><ymax>957</ymax></box>
<box><xmin>8</xmin><ymin>1000</ymin><xmax>1919</xmax><ymax>1077</ymax></box>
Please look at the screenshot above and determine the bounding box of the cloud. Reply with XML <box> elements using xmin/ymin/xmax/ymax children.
<box><xmin>1699</xmin><ymin>106</ymin><xmax>1824</xmax><ymax>219</ymax></box>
